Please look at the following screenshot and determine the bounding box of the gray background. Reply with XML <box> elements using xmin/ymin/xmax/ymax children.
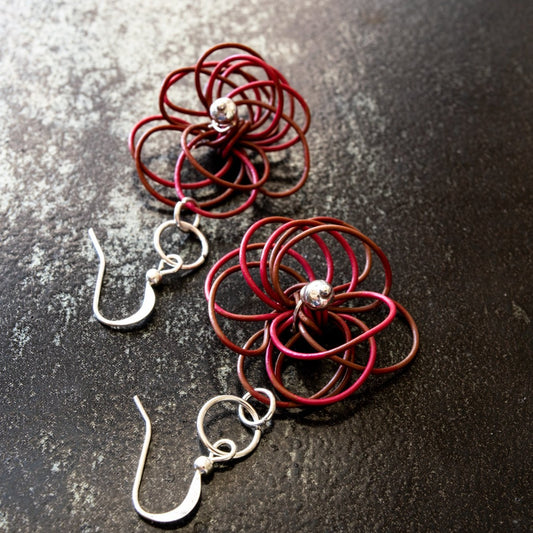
<box><xmin>1</xmin><ymin>0</ymin><xmax>532</xmax><ymax>532</ymax></box>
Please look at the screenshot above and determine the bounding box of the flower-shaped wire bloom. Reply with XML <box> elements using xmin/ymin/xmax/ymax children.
<box><xmin>205</xmin><ymin>217</ymin><xmax>419</xmax><ymax>408</ymax></box>
<box><xmin>129</xmin><ymin>43</ymin><xmax>311</xmax><ymax>218</ymax></box>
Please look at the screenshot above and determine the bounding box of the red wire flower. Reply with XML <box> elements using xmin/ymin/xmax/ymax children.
<box><xmin>129</xmin><ymin>43</ymin><xmax>311</xmax><ymax>218</ymax></box>
<box><xmin>205</xmin><ymin>217</ymin><xmax>419</xmax><ymax>408</ymax></box>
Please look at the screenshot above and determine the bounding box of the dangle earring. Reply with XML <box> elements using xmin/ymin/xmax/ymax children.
<box><xmin>129</xmin><ymin>42</ymin><xmax>311</xmax><ymax>215</ymax></box>
<box><xmin>130</xmin><ymin>215</ymin><xmax>419</xmax><ymax>523</ymax></box>
<box><xmin>89</xmin><ymin>43</ymin><xmax>310</xmax><ymax>328</ymax></box>
<box><xmin>205</xmin><ymin>215</ymin><xmax>419</xmax><ymax>407</ymax></box>
<box><xmin>132</xmin><ymin>389</ymin><xmax>276</xmax><ymax>524</ymax></box>
<box><xmin>88</xmin><ymin>198</ymin><xmax>208</xmax><ymax>328</ymax></box>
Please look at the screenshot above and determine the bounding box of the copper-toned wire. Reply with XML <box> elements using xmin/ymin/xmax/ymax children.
<box><xmin>130</xmin><ymin>43</ymin><xmax>311</xmax><ymax>217</ymax></box>
<box><xmin>205</xmin><ymin>216</ymin><xmax>419</xmax><ymax>408</ymax></box>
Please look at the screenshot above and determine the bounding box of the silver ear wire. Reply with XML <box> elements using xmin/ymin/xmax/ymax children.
<box><xmin>88</xmin><ymin>229</ymin><xmax>164</xmax><ymax>328</ymax></box>
<box><xmin>88</xmin><ymin>198</ymin><xmax>208</xmax><ymax>329</ymax></box>
<box><xmin>131</xmin><ymin>390</ymin><xmax>276</xmax><ymax>524</ymax></box>
<box><xmin>131</xmin><ymin>396</ymin><xmax>204</xmax><ymax>523</ymax></box>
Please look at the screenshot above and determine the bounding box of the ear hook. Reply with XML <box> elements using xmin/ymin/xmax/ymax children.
<box><xmin>131</xmin><ymin>390</ymin><xmax>276</xmax><ymax>524</ymax></box>
<box><xmin>88</xmin><ymin>228</ymin><xmax>167</xmax><ymax>329</ymax></box>
<box><xmin>132</xmin><ymin>396</ymin><xmax>204</xmax><ymax>523</ymax></box>
<box><xmin>88</xmin><ymin>198</ymin><xmax>209</xmax><ymax>329</ymax></box>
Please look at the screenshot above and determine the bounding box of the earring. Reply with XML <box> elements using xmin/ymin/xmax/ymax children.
<box><xmin>205</xmin><ymin>216</ymin><xmax>419</xmax><ymax>407</ymax></box>
<box><xmin>129</xmin><ymin>215</ymin><xmax>418</xmax><ymax>524</ymax></box>
<box><xmin>88</xmin><ymin>197</ymin><xmax>208</xmax><ymax>328</ymax></box>
<box><xmin>129</xmin><ymin>42</ymin><xmax>311</xmax><ymax>217</ymax></box>
<box><xmin>89</xmin><ymin>44</ymin><xmax>310</xmax><ymax>328</ymax></box>
<box><xmin>132</xmin><ymin>389</ymin><xmax>276</xmax><ymax>524</ymax></box>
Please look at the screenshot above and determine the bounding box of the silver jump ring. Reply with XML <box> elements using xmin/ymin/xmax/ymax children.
<box><xmin>174</xmin><ymin>197</ymin><xmax>200</xmax><ymax>231</ymax></box>
<box><xmin>238</xmin><ymin>389</ymin><xmax>276</xmax><ymax>429</ymax></box>
<box><xmin>153</xmin><ymin>219</ymin><xmax>209</xmax><ymax>271</ymax></box>
<box><xmin>196</xmin><ymin>394</ymin><xmax>261</xmax><ymax>460</ymax></box>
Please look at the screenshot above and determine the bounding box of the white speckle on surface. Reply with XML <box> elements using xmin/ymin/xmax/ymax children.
<box><xmin>67</xmin><ymin>478</ymin><xmax>96</xmax><ymax>515</ymax></box>
<box><xmin>512</xmin><ymin>301</ymin><xmax>530</xmax><ymax>324</ymax></box>
<box><xmin>51</xmin><ymin>292</ymin><xmax>80</xmax><ymax>325</ymax></box>
<box><xmin>11</xmin><ymin>323</ymin><xmax>31</xmax><ymax>360</ymax></box>
<box><xmin>0</xmin><ymin>508</ymin><xmax>9</xmax><ymax>529</ymax></box>
<box><xmin>216</xmin><ymin>363</ymin><xmax>232</xmax><ymax>390</ymax></box>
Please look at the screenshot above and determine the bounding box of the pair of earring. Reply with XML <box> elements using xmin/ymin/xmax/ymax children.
<box><xmin>89</xmin><ymin>44</ymin><xmax>419</xmax><ymax>525</ymax></box>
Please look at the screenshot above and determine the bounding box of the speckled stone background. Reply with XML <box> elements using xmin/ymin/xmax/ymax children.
<box><xmin>1</xmin><ymin>0</ymin><xmax>532</xmax><ymax>532</ymax></box>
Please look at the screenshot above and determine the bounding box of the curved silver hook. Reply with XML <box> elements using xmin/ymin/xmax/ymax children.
<box><xmin>88</xmin><ymin>200</ymin><xmax>208</xmax><ymax>329</ymax></box>
<box><xmin>131</xmin><ymin>390</ymin><xmax>276</xmax><ymax>524</ymax></box>
<box><xmin>88</xmin><ymin>229</ymin><xmax>158</xmax><ymax>328</ymax></box>
<box><xmin>132</xmin><ymin>396</ymin><xmax>203</xmax><ymax>524</ymax></box>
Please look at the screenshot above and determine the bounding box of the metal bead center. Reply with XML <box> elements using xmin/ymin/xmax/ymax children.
<box><xmin>209</xmin><ymin>97</ymin><xmax>238</xmax><ymax>132</ymax></box>
<box><xmin>300</xmin><ymin>280</ymin><xmax>334</xmax><ymax>310</ymax></box>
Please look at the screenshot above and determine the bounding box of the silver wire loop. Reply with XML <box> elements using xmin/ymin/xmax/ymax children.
<box><xmin>153</xmin><ymin>219</ymin><xmax>208</xmax><ymax>271</ymax></box>
<box><xmin>238</xmin><ymin>389</ymin><xmax>277</xmax><ymax>428</ymax></box>
<box><xmin>131</xmin><ymin>390</ymin><xmax>276</xmax><ymax>524</ymax></box>
<box><xmin>208</xmin><ymin>438</ymin><xmax>238</xmax><ymax>463</ymax></box>
<box><xmin>174</xmin><ymin>196</ymin><xmax>200</xmax><ymax>231</ymax></box>
<box><xmin>196</xmin><ymin>394</ymin><xmax>262</xmax><ymax>459</ymax></box>
<box><xmin>155</xmin><ymin>254</ymin><xmax>184</xmax><ymax>277</ymax></box>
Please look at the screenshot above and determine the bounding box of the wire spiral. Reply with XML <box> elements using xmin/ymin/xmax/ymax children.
<box><xmin>129</xmin><ymin>43</ymin><xmax>311</xmax><ymax>218</ymax></box>
<box><xmin>205</xmin><ymin>217</ymin><xmax>419</xmax><ymax>408</ymax></box>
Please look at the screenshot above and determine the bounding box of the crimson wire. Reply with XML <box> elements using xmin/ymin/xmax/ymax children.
<box><xmin>129</xmin><ymin>43</ymin><xmax>311</xmax><ymax>217</ymax></box>
<box><xmin>206</xmin><ymin>216</ymin><xmax>420</xmax><ymax>408</ymax></box>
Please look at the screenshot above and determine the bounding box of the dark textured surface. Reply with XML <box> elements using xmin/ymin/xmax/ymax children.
<box><xmin>1</xmin><ymin>0</ymin><xmax>532</xmax><ymax>532</ymax></box>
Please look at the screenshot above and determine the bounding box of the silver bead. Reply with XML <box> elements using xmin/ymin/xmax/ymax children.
<box><xmin>209</xmin><ymin>97</ymin><xmax>237</xmax><ymax>132</ymax></box>
<box><xmin>146</xmin><ymin>268</ymin><xmax>163</xmax><ymax>286</ymax></box>
<box><xmin>300</xmin><ymin>280</ymin><xmax>334</xmax><ymax>310</ymax></box>
<box><xmin>194</xmin><ymin>455</ymin><xmax>214</xmax><ymax>475</ymax></box>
